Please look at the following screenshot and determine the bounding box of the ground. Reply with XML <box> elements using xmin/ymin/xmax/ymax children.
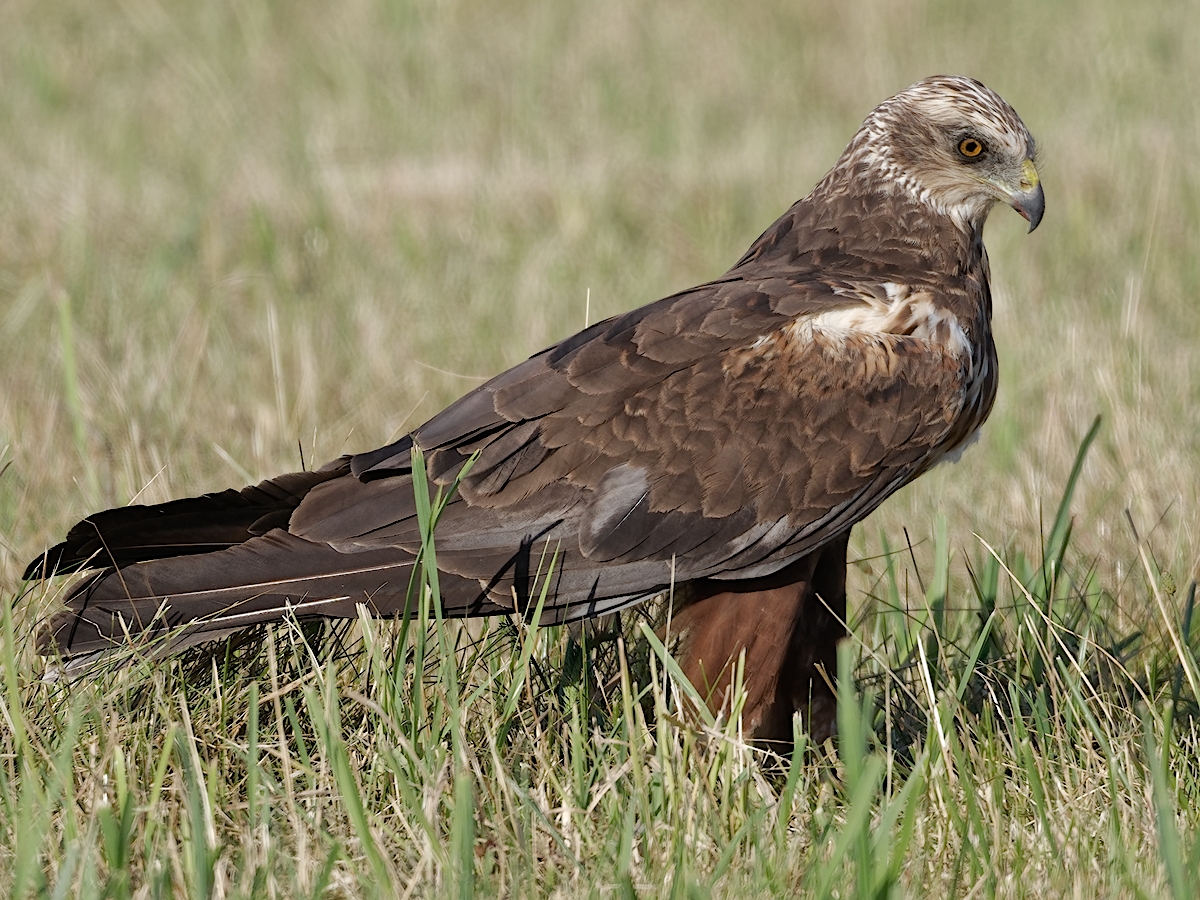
<box><xmin>2</xmin><ymin>0</ymin><xmax>1200</xmax><ymax>897</ymax></box>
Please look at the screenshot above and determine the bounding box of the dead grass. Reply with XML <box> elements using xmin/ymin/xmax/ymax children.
<box><xmin>3</xmin><ymin>0</ymin><xmax>1200</xmax><ymax>896</ymax></box>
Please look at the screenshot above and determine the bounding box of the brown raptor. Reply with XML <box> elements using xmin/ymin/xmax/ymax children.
<box><xmin>27</xmin><ymin>75</ymin><xmax>1043</xmax><ymax>746</ymax></box>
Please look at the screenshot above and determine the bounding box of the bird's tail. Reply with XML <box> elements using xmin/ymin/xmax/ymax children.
<box><xmin>24</xmin><ymin>460</ymin><xmax>504</xmax><ymax>668</ymax></box>
<box><xmin>36</xmin><ymin>528</ymin><xmax>431</xmax><ymax>664</ymax></box>
<box><xmin>23</xmin><ymin>465</ymin><xmax>349</xmax><ymax>580</ymax></box>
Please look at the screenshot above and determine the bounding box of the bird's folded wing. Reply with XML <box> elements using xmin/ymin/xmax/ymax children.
<box><xmin>290</xmin><ymin>270</ymin><xmax>968</xmax><ymax>606</ymax></box>
<box><xmin>23</xmin><ymin>467</ymin><xmax>348</xmax><ymax>579</ymax></box>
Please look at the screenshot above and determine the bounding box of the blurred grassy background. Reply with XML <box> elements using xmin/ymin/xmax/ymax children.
<box><xmin>4</xmin><ymin>1</ymin><xmax>1200</xmax><ymax>896</ymax></box>
<box><xmin>2</xmin><ymin>0</ymin><xmax>1199</xmax><ymax>600</ymax></box>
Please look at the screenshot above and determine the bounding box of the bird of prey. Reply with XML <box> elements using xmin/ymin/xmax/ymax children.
<box><xmin>27</xmin><ymin>76</ymin><xmax>1042</xmax><ymax>746</ymax></box>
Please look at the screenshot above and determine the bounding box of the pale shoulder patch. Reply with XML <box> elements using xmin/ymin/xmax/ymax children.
<box><xmin>784</xmin><ymin>283</ymin><xmax>972</xmax><ymax>360</ymax></box>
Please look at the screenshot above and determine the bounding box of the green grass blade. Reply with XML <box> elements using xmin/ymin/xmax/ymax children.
<box><xmin>1039</xmin><ymin>415</ymin><xmax>1101</xmax><ymax>598</ymax></box>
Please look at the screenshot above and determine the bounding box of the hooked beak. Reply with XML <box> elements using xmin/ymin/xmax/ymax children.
<box><xmin>1009</xmin><ymin>158</ymin><xmax>1044</xmax><ymax>232</ymax></box>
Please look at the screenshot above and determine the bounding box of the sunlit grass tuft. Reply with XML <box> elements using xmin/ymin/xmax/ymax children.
<box><xmin>4</xmin><ymin>438</ymin><xmax>1200</xmax><ymax>897</ymax></box>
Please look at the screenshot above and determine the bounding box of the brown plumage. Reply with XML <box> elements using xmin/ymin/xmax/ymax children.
<box><xmin>26</xmin><ymin>76</ymin><xmax>1043</xmax><ymax>747</ymax></box>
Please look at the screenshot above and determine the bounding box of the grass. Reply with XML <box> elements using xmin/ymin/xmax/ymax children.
<box><xmin>6</xmin><ymin>449</ymin><xmax>1200</xmax><ymax>897</ymax></box>
<box><xmin>3</xmin><ymin>0</ymin><xmax>1200</xmax><ymax>896</ymax></box>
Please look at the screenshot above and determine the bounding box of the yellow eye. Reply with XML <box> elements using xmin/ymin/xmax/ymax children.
<box><xmin>958</xmin><ymin>137</ymin><xmax>984</xmax><ymax>159</ymax></box>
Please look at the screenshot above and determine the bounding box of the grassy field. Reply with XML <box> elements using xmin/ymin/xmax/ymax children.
<box><xmin>3</xmin><ymin>0</ymin><xmax>1200</xmax><ymax>896</ymax></box>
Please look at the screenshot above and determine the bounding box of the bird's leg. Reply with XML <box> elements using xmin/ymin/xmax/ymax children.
<box><xmin>667</xmin><ymin>531</ymin><xmax>851</xmax><ymax>751</ymax></box>
<box><xmin>779</xmin><ymin>530</ymin><xmax>848</xmax><ymax>745</ymax></box>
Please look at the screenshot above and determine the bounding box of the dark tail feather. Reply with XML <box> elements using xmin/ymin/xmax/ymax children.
<box><xmin>23</xmin><ymin>465</ymin><xmax>348</xmax><ymax>580</ymax></box>
<box><xmin>37</xmin><ymin>528</ymin><xmax>509</xmax><ymax>661</ymax></box>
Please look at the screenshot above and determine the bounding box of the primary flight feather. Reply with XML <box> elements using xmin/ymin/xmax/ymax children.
<box><xmin>28</xmin><ymin>75</ymin><xmax>1042</xmax><ymax>745</ymax></box>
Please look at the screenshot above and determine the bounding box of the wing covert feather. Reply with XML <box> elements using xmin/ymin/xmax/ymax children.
<box><xmin>286</xmin><ymin>272</ymin><xmax>971</xmax><ymax>611</ymax></box>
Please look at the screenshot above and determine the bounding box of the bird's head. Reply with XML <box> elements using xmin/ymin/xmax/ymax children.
<box><xmin>853</xmin><ymin>75</ymin><xmax>1043</xmax><ymax>233</ymax></box>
